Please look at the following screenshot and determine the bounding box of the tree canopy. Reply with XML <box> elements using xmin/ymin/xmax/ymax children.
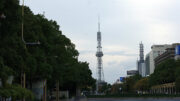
<box><xmin>0</xmin><ymin>0</ymin><xmax>95</xmax><ymax>98</ymax></box>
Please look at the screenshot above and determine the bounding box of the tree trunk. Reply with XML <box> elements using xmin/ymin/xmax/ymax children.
<box><xmin>43</xmin><ymin>79</ymin><xmax>47</xmax><ymax>101</ymax></box>
<box><xmin>56</xmin><ymin>81</ymin><xmax>59</xmax><ymax>101</ymax></box>
<box><xmin>21</xmin><ymin>72</ymin><xmax>26</xmax><ymax>101</ymax></box>
<box><xmin>2</xmin><ymin>98</ymin><xmax>5</xmax><ymax>101</ymax></box>
<box><xmin>30</xmin><ymin>73</ymin><xmax>33</xmax><ymax>90</ymax></box>
<box><xmin>76</xmin><ymin>86</ymin><xmax>81</xmax><ymax>97</ymax></box>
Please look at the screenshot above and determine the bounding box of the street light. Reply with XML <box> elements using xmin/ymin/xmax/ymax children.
<box><xmin>21</xmin><ymin>0</ymin><xmax>40</xmax><ymax>45</ymax></box>
<box><xmin>21</xmin><ymin>1</ymin><xmax>41</xmax><ymax>101</ymax></box>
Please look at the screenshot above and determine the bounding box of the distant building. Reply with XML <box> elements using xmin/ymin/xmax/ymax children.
<box><xmin>145</xmin><ymin>53</ymin><xmax>150</xmax><ymax>76</ymax></box>
<box><xmin>154</xmin><ymin>43</ymin><xmax>180</xmax><ymax>66</ymax></box>
<box><xmin>141</xmin><ymin>63</ymin><xmax>146</xmax><ymax>77</ymax></box>
<box><xmin>32</xmin><ymin>80</ymin><xmax>46</xmax><ymax>100</ymax></box>
<box><xmin>137</xmin><ymin>42</ymin><xmax>146</xmax><ymax>77</ymax></box>
<box><xmin>127</xmin><ymin>70</ymin><xmax>138</xmax><ymax>76</ymax></box>
<box><xmin>148</xmin><ymin>44</ymin><xmax>172</xmax><ymax>74</ymax></box>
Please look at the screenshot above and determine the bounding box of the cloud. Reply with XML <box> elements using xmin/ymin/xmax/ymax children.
<box><xmin>25</xmin><ymin>0</ymin><xmax>180</xmax><ymax>83</ymax></box>
<box><xmin>78</xmin><ymin>44</ymin><xmax>137</xmax><ymax>83</ymax></box>
<box><xmin>79</xmin><ymin>51</ymin><xmax>137</xmax><ymax>84</ymax></box>
<box><xmin>146</xmin><ymin>23</ymin><xmax>178</xmax><ymax>44</ymax></box>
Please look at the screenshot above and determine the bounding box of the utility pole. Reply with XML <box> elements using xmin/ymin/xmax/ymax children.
<box><xmin>21</xmin><ymin>2</ymin><xmax>26</xmax><ymax>101</ymax></box>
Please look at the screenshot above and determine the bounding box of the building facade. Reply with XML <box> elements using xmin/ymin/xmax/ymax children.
<box><xmin>148</xmin><ymin>44</ymin><xmax>172</xmax><ymax>74</ymax></box>
<box><xmin>137</xmin><ymin>42</ymin><xmax>146</xmax><ymax>77</ymax></box>
<box><xmin>154</xmin><ymin>43</ymin><xmax>180</xmax><ymax>66</ymax></box>
<box><xmin>127</xmin><ymin>70</ymin><xmax>138</xmax><ymax>76</ymax></box>
<box><xmin>145</xmin><ymin>53</ymin><xmax>150</xmax><ymax>76</ymax></box>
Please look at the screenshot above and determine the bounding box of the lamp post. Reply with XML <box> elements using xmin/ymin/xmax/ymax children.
<box><xmin>21</xmin><ymin>0</ymin><xmax>40</xmax><ymax>101</ymax></box>
<box><xmin>21</xmin><ymin>0</ymin><xmax>40</xmax><ymax>45</ymax></box>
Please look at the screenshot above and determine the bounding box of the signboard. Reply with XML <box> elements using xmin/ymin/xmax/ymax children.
<box><xmin>120</xmin><ymin>77</ymin><xmax>125</xmax><ymax>82</ymax></box>
<box><xmin>176</xmin><ymin>45</ymin><xmax>180</xmax><ymax>55</ymax></box>
<box><xmin>127</xmin><ymin>70</ymin><xmax>138</xmax><ymax>75</ymax></box>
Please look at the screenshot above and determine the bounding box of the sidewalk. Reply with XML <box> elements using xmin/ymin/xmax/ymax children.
<box><xmin>61</xmin><ymin>96</ymin><xmax>87</xmax><ymax>101</ymax></box>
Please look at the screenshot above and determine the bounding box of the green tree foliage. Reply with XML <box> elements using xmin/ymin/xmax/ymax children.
<box><xmin>62</xmin><ymin>61</ymin><xmax>95</xmax><ymax>95</ymax></box>
<box><xmin>0</xmin><ymin>57</ymin><xmax>13</xmax><ymax>87</ymax></box>
<box><xmin>175</xmin><ymin>60</ymin><xmax>180</xmax><ymax>90</ymax></box>
<box><xmin>123</xmin><ymin>74</ymin><xmax>142</xmax><ymax>93</ymax></box>
<box><xmin>149</xmin><ymin>59</ymin><xmax>176</xmax><ymax>86</ymax></box>
<box><xmin>0</xmin><ymin>85</ymin><xmax>34</xmax><ymax>100</ymax></box>
<box><xmin>175</xmin><ymin>76</ymin><xmax>180</xmax><ymax>91</ymax></box>
<box><xmin>0</xmin><ymin>0</ymin><xmax>95</xmax><ymax>98</ymax></box>
<box><xmin>134</xmin><ymin>77</ymin><xmax>149</xmax><ymax>91</ymax></box>
<box><xmin>111</xmin><ymin>83</ymin><xmax>122</xmax><ymax>94</ymax></box>
<box><xmin>99</xmin><ymin>82</ymin><xmax>111</xmax><ymax>94</ymax></box>
<box><xmin>146</xmin><ymin>59</ymin><xmax>180</xmax><ymax>92</ymax></box>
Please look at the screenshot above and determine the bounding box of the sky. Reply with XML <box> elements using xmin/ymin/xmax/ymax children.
<box><xmin>21</xmin><ymin>0</ymin><xmax>180</xmax><ymax>84</ymax></box>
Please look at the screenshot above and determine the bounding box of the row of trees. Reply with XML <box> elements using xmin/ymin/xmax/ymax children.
<box><xmin>111</xmin><ymin>59</ymin><xmax>180</xmax><ymax>94</ymax></box>
<box><xmin>0</xmin><ymin>0</ymin><xmax>95</xmax><ymax>100</ymax></box>
<box><xmin>134</xmin><ymin>59</ymin><xmax>180</xmax><ymax>93</ymax></box>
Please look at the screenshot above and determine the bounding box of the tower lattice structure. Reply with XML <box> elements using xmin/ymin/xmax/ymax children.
<box><xmin>96</xmin><ymin>19</ymin><xmax>104</xmax><ymax>93</ymax></box>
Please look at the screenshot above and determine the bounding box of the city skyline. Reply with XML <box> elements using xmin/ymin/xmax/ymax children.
<box><xmin>23</xmin><ymin>0</ymin><xmax>180</xmax><ymax>84</ymax></box>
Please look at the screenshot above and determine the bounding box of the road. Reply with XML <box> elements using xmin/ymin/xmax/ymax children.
<box><xmin>87</xmin><ymin>98</ymin><xmax>180</xmax><ymax>101</ymax></box>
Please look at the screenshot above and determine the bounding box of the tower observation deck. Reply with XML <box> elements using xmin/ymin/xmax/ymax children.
<box><xmin>96</xmin><ymin>19</ymin><xmax>105</xmax><ymax>93</ymax></box>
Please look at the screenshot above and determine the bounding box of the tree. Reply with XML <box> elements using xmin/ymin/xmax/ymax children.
<box><xmin>0</xmin><ymin>57</ymin><xmax>13</xmax><ymax>87</ymax></box>
<box><xmin>175</xmin><ymin>77</ymin><xmax>180</xmax><ymax>92</ymax></box>
<box><xmin>111</xmin><ymin>83</ymin><xmax>122</xmax><ymax>94</ymax></box>
<box><xmin>122</xmin><ymin>74</ymin><xmax>142</xmax><ymax>93</ymax></box>
<box><xmin>134</xmin><ymin>77</ymin><xmax>149</xmax><ymax>92</ymax></box>
<box><xmin>149</xmin><ymin>59</ymin><xmax>176</xmax><ymax>86</ymax></box>
<box><xmin>0</xmin><ymin>0</ymin><xmax>95</xmax><ymax>99</ymax></box>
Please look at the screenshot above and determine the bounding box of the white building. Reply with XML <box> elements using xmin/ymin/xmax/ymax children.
<box><xmin>148</xmin><ymin>44</ymin><xmax>172</xmax><ymax>74</ymax></box>
<box><xmin>141</xmin><ymin>63</ymin><xmax>146</xmax><ymax>77</ymax></box>
<box><xmin>145</xmin><ymin>53</ymin><xmax>150</xmax><ymax>76</ymax></box>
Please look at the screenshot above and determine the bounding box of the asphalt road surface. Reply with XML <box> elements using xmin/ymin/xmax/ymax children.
<box><xmin>88</xmin><ymin>98</ymin><xmax>180</xmax><ymax>101</ymax></box>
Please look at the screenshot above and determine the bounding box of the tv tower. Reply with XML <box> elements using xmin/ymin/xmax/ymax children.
<box><xmin>96</xmin><ymin>17</ymin><xmax>104</xmax><ymax>93</ymax></box>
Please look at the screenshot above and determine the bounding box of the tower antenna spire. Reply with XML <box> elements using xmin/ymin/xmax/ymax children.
<box><xmin>98</xmin><ymin>15</ymin><xmax>100</xmax><ymax>32</ymax></box>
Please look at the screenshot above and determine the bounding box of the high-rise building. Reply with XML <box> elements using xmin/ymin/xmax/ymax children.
<box><xmin>148</xmin><ymin>44</ymin><xmax>172</xmax><ymax>74</ymax></box>
<box><xmin>127</xmin><ymin>70</ymin><xmax>138</xmax><ymax>76</ymax></box>
<box><xmin>139</xmin><ymin>42</ymin><xmax>144</xmax><ymax>62</ymax></box>
<box><xmin>137</xmin><ymin>42</ymin><xmax>146</xmax><ymax>77</ymax></box>
<box><xmin>145</xmin><ymin>53</ymin><xmax>150</xmax><ymax>76</ymax></box>
<box><xmin>154</xmin><ymin>43</ymin><xmax>180</xmax><ymax>66</ymax></box>
<box><xmin>144</xmin><ymin>43</ymin><xmax>180</xmax><ymax>76</ymax></box>
<box><xmin>96</xmin><ymin>19</ymin><xmax>105</xmax><ymax>93</ymax></box>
